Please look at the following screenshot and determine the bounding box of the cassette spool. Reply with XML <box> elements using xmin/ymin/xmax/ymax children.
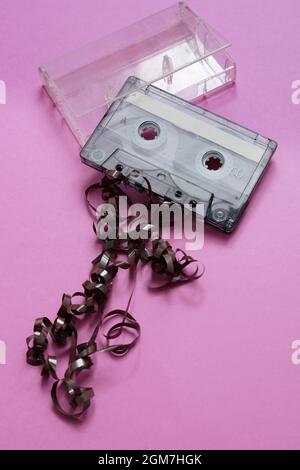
<box><xmin>80</xmin><ymin>77</ymin><xmax>277</xmax><ymax>232</ymax></box>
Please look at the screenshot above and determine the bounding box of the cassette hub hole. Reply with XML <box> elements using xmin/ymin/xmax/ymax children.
<box><xmin>139</xmin><ymin>122</ymin><xmax>160</xmax><ymax>141</ymax></box>
<box><xmin>202</xmin><ymin>152</ymin><xmax>224</xmax><ymax>171</ymax></box>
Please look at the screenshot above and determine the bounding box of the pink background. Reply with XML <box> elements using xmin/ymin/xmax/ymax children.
<box><xmin>0</xmin><ymin>0</ymin><xmax>300</xmax><ymax>450</ymax></box>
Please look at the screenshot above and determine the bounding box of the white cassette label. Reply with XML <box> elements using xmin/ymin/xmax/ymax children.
<box><xmin>126</xmin><ymin>92</ymin><xmax>265</xmax><ymax>163</ymax></box>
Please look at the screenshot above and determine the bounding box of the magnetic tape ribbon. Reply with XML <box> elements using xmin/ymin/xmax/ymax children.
<box><xmin>26</xmin><ymin>168</ymin><xmax>203</xmax><ymax>418</ymax></box>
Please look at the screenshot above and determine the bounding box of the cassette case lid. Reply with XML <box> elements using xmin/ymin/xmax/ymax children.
<box><xmin>39</xmin><ymin>2</ymin><xmax>236</xmax><ymax>146</ymax></box>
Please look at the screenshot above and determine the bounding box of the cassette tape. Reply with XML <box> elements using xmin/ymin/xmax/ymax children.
<box><xmin>80</xmin><ymin>77</ymin><xmax>277</xmax><ymax>232</ymax></box>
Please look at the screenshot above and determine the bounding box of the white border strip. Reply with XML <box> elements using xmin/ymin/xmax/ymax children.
<box><xmin>126</xmin><ymin>92</ymin><xmax>264</xmax><ymax>163</ymax></box>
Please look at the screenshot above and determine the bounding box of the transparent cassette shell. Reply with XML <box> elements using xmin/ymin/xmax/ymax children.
<box><xmin>39</xmin><ymin>2</ymin><xmax>236</xmax><ymax>146</ymax></box>
<box><xmin>80</xmin><ymin>77</ymin><xmax>277</xmax><ymax>232</ymax></box>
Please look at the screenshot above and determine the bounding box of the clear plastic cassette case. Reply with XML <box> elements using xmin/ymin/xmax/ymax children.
<box><xmin>81</xmin><ymin>77</ymin><xmax>277</xmax><ymax>232</ymax></box>
<box><xmin>39</xmin><ymin>2</ymin><xmax>236</xmax><ymax>146</ymax></box>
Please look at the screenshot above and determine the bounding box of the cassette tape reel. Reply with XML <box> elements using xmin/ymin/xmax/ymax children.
<box><xmin>81</xmin><ymin>77</ymin><xmax>277</xmax><ymax>232</ymax></box>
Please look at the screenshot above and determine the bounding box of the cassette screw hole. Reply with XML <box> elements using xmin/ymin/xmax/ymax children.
<box><xmin>175</xmin><ymin>190</ymin><xmax>182</xmax><ymax>199</ymax></box>
<box><xmin>213</xmin><ymin>209</ymin><xmax>227</xmax><ymax>222</ymax></box>
<box><xmin>189</xmin><ymin>199</ymin><xmax>197</xmax><ymax>207</ymax></box>
<box><xmin>202</xmin><ymin>152</ymin><xmax>224</xmax><ymax>171</ymax></box>
<box><xmin>115</xmin><ymin>164</ymin><xmax>123</xmax><ymax>172</ymax></box>
<box><xmin>157</xmin><ymin>172</ymin><xmax>166</xmax><ymax>180</ymax></box>
<box><xmin>139</xmin><ymin>122</ymin><xmax>160</xmax><ymax>141</ymax></box>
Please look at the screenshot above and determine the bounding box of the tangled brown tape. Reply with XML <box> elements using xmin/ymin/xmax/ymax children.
<box><xmin>26</xmin><ymin>169</ymin><xmax>202</xmax><ymax>418</ymax></box>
